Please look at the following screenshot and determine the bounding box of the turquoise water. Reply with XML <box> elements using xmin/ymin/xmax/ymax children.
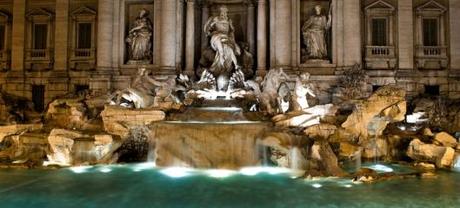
<box><xmin>0</xmin><ymin>163</ymin><xmax>459</xmax><ymax>208</ymax></box>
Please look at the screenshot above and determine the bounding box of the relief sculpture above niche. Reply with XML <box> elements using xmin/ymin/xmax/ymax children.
<box><xmin>125</xmin><ymin>3</ymin><xmax>154</xmax><ymax>65</ymax></box>
<box><xmin>300</xmin><ymin>1</ymin><xmax>332</xmax><ymax>64</ymax></box>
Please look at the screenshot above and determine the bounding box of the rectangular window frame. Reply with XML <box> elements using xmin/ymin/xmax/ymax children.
<box><xmin>371</xmin><ymin>17</ymin><xmax>388</xmax><ymax>46</ymax></box>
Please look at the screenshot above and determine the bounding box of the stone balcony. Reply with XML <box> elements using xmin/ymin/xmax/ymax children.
<box><xmin>25</xmin><ymin>48</ymin><xmax>54</xmax><ymax>71</ymax></box>
<box><xmin>364</xmin><ymin>46</ymin><xmax>397</xmax><ymax>69</ymax></box>
<box><xmin>0</xmin><ymin>50</ymin><xmax>10</xmax><ymax>71</ymax></box>
<box><xmin>69</xmin><ymin>48</ymin><xmax>96</xmax><ymax>71</ymax></box>
<box><xmin>415</xmin><ymin>46</ymin><xmax>448</xmax><ymax>69</ymax></box>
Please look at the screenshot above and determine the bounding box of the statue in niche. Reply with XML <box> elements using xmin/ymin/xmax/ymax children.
<box><xmin>203</xmin><ymin>5</ymin><xmax>241</xmax><ymax>91</ymax></box>
<box><xmin>126</xmin><ymin>9</ymin><xmax>153</xmax><ymax>64</ymax></box>
<box><xmin>301</xmin><ymin>5</ymin><xmax>331</xmax><ymax>61</ymax></box>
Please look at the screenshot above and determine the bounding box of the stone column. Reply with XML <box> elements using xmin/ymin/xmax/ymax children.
<box><xmin>11</xmin><ymin>0</ymin><xmax>26</xmax><ymax>71</ymax></box>
<box><xmin>97</xmin><ymin>0</ymin><xmax>114</xmax><ymax>70</ymax></box>
<box><xmin>160</xmin><ymin>0</ymin><xmax>178</xmax><ymax>72</ymax></box>
<box><xmin>343</xmin><ymin>0</ymin><xmax>362</xmax><ymax>66</ymax></box>
<box><xmin>247</xmin><ymin>1</ymin><xmax>255</xmax><ymax>55</ymax></box>
<box><xmin>185</xmin><ymin>0</ymin><xmax>195</xmax><ymax>77</ymax></box>
<box><xmin>256</xmin><ymin>0</ymin><xmax>267</xmax><ymax>75</ymax></box>
<box><xmin>274</xmin><ymin>0</ymin><xmax>292</xmax><ymax>68</ymax></box>
<box><xmin>201</xmin><ymin>2</ymin><xmax>209</xmax><ymax>50</ymax></box>
<box><xmin>397</xmin><ymin>0</ymin><xmax>414</xmax><ymax>70</ymax></box>
<box><xmin>450</xmin><ymin>0</ymin><xmax>460</xmax><ymax>70</ymax></box>
<box><xmin>54</xmin><ymin>0</ymin><xmax>69</xmax><ymax>71</ymax></box>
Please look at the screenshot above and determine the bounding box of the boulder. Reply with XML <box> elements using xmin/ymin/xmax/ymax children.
<box><xmin>0</xmin><ymin>124</ymin><xmax>42</xmax><ymax>142</ymax></box>
<box><xmin>423</xmin><ymin>128</ymin><xmax>434</xmax><ymax>137</ymax></box>
<box><xmin>433</xmin><ymin>132</ymin><xmax>457</xmax><ymax>148</ymax></box>
<box><xmin>46</xmin><ymin>129</ymin><xmax>121</xmax><ymax>166</ymax></box>
<box><xmin>342</xmin><ymin>85</ymin><xmax>406</xmax><ymax>142</ymax></box>
<box><xmin>304</xmin><ymin>124</ymin><xmax>337</xmax><ymax>140</ymax></box>
<box><xmin>310</xmin><ymin>141</ymin><xmax>346</xmax><ymax>176</ymax></box>
<box><xmin>339</xmin><ymin>142</ymin><xmax>361</xmax><ymax>158</ymax></box>
<box><xmin>407</xmin><ymin>139</ymin><xmax>456</xmax><ymax>168</ymax></box>
<box><xmin>101</xmin><ymin>106</ymin><xmax>165</xmax><ymax>137</ymax></box>
<box><xmin>45</xmin><ymin>98</ymin><xmax>88</xmax><ymax>129</ymax></box>
<box><xmin>273</xmin><ymin>104</ymin><xmax>337</xmax><ymax>128</ymax></box>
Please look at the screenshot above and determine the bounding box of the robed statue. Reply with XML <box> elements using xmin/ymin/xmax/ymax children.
<box><xmin>302</xmin><ymin>5</ymin><xmax>332</xmax><ymax>60</ymax></box>
<box><xmin>126</xmin><ymin>9</ymin><xmax>153</xmax><ymax>63</ymax></box>
<box><xmin>203</xmin><ymin>6</ymin><xmax>241</xmax><ymax>90</ymax></box>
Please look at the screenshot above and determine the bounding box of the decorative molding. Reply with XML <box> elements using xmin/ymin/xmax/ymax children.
<box><xmin>416</xmin><ymin>0</ymin><xmax>447</xmax><ymax>15</ymax></box>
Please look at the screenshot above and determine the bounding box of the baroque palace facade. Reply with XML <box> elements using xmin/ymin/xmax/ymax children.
<box><xmin>0</xmin><ymin>0</ymin><xmax>459</xmax><ymax>111</ymax></box>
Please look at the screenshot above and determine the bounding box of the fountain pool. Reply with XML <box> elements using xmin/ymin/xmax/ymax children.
<box><xmin>0</xmin><ymin>163</ymin><xmax>459</xmax><ymax>208</ymax></box>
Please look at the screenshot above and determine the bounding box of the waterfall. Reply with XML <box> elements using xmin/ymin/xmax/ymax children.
<box><xmin>289</xmin><ymin>147</ymin><xmax>305</xmax><ymax>170</ymax></box>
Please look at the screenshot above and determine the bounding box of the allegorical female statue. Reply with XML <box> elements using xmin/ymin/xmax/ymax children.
<box><xmin>126</xmin><ymin>9</ymin><xmax>153</xmax><ymax>63</ymax></box>
<box><xmin>302</xmin><ymin>5</ymin><xmax>332</xmax><ymax>60</ymax></box>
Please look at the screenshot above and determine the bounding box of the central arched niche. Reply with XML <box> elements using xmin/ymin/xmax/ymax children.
<box><xmin>197</xmin><ymin>0</ymin><xmax>256</xmax><ymax>77</ymax></box>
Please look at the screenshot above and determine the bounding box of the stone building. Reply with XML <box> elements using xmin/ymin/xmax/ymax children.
<box><xmin>0</xmin><ymin>0</ymin><xmax>459</xmax><ymax>111</ymax></box>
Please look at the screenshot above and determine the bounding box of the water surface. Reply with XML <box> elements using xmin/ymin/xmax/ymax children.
<box><xmin>0</xmin><ymin>164</ymin><xmax>459</xmax><ymax>208</ymax></box>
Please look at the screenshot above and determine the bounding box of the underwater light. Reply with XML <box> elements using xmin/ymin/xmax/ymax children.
<box><xmin>312</xmin><ymin>183</ymin><xmax>322</xmax><ymax>188</ymax></box>
<box><xmin>343</xmin><ymin>184</ymin><xmax>352</xmax><ymax>188</ymax></box>
<box><xmin>159</xmin><ymin>167</ymin><xmax>194</xmax><ymax>178</ymax></box>
<box><xmin>69</xmin><ymin>166</ymin><xmax>93</xmax><ymax>174</ymax></box>
<box><xmin>367</xmin><ymin>164</ymin><xmax>394</xmax><ymax>173</ymax></box>
<box><xmin>98</xmin><ymin>167</ymin><xmax>112</xmax><ymax>173</ymax></box>
<box><xmin>132</xmin><ymin>162</ymin><xmax>155</xmax><ymax>172</ymax></box>
<box><xmin>205</xmin><ymin>169</ymin><xmax>236</xmax><ymax>178</ymax></box>
<box><xmin>239</xmin><ymin>167</ymin><xmax>292</xmax><ymax>176</ymax></box>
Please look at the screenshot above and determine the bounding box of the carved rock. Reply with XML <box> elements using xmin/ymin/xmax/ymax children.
<box><xmin>46</xmin><ymin>129</ymin><xmax>121</xmax><ymax>166</ymax></box>
<box><xmin>407</xmin><ymin>139</ymin><xmax>456</xmax><ymax>169</ymax></box>
<box><xmin>433</xmin><ymin>132</ymin><xmax>458</xmax><ymax>148</ymax></box>
<box><xmin>342</xmin><ymin>86</ymin><xmax>406</xmax><ymax>142</ymax></box>
<box><xmin>101</xmin><ymin>106</ymin><xmax>165</xmax><ymax>138</ymax></box>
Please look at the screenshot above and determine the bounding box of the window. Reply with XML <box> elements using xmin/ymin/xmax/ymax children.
<box><xmin>371</xmin><ymin>18</ymin><xmax>387</xmax><ymax>46</ymax></box>
<box><xmin>77</xmin><ymin>23</ymin><xmax>92</xmax><ymax>49</ymax></box>
<box><xmin>423</xmin><ymin>18</ymin><xmax>438</xmax><ymax>46</ymax></box>
<box><xmin>0</xmin><ymin>25</ymin><xmax>5</xmax><ymax>51</ymax></box>
<box><xmin>33</xmin><ymin>24</ymin><xmax>48</xmax><ymax>50</ymax></box>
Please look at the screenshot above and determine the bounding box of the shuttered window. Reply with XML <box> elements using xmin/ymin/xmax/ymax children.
<box><xmin>33</xmin><ymin>24</ymin><xmax>48</xmax><ymax>49</ymax></box>
<box><xmin>371</xmin><ymin>18</ymin><xmax>387</xmax><ymax>46</ymax></box>
<box><xmin>77</xmin><ymin>23</ymin><xmax>92</xmax><ymax>49</ymax></box>
<box><xmin>423</xmin><ymin>18</ymin><xmax>438</xmax><ymax>46</ymax></box>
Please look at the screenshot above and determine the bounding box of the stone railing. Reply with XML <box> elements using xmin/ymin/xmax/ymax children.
<box><xmin>73</xmin><ymin>48</ymin><xmax>95</xmax><ymax>58</ymax></box>
<box><xmin>25</xmin><ymin>48</ymin><xmax>54</xmax><ymax>60</ymax></box>
<box><xmin>415</xmin><ymin>46</ymin><xmax>448</xmax><ymax>69</ymax></box>
<box><xmin>70</xmin><ymin>48</ymin><xmax>96</xmax><ymax>71</ymax></box>
<box><xmin>25</xmin><ymin>48</ymin><xmax>54</xmax><ymax>71</ymax></box>
<box><xmin>364</xmin><ymin>46</ymin><xmax>396</xmax><ymax>69</ymax></box>
<box><xmin>365</xmin><ymin>46</ymin><xmax>395</xmax><ymax>57</ymax></box>
<box><xmin>416</xmin><ymin>46</ymin><xmax>447</xmax><ymax>57</ymax></box>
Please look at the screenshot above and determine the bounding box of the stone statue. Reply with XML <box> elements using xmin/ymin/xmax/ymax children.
<box><xmin>259</xmin><ymin>68</ymin><xmax>290</xmax><ymax>115</ymax></box>
<box><xmin>203</xmin><ymin>6</ymin><xmax>241</xmax><ymax>91</ymax></box>
<box><xmin>293</xmin><ymin>72</ymin><xmax>316</xmax><ymax>111</ymax></box>
<box><xmin>111</xmin><ymin>68</ymin><xmax>165</xmax><ymax>108</ymax></box>
<box><xmin>302</xmin><ymin>5</ymin><xmax>331</xmax><ymax>60</ymax></box>
<box><xmin>126</xmin><ymin>9</ymin><xmax>153</xmax><ymax>63</ymax></box>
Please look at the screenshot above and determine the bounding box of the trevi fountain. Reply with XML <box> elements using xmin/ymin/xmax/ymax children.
<box><xmin>0</xmin><ymin>0</ymin><xmax>459</xmax><ymax>207</ymax></box>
